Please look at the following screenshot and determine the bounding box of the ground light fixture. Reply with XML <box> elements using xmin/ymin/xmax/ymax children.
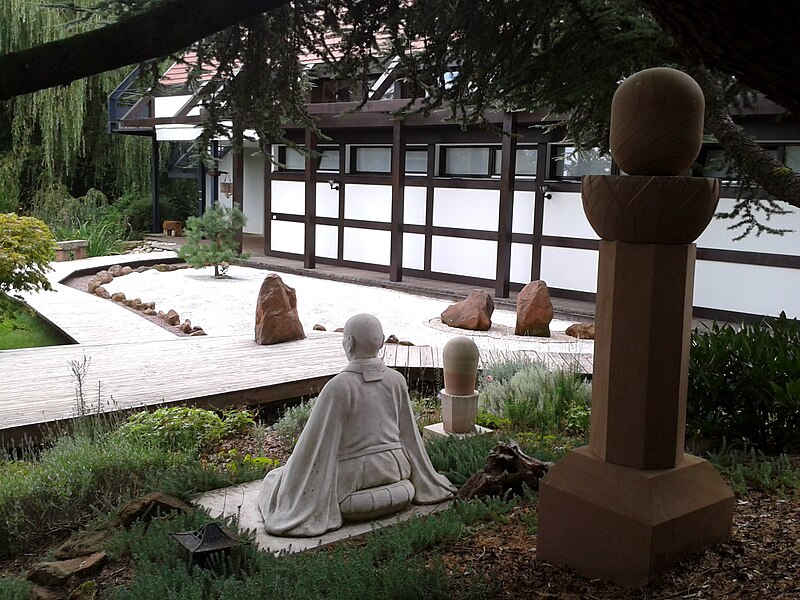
<box><xmin>170</xmin><ymin>522</ymin><xmax>239</xmax><ymax>568</ymax></box>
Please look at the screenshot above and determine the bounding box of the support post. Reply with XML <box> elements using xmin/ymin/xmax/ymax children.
<box><xmin>211</xmin><ymin>140</ymin><xmax>220</xmax><ymax>208</ymax></box>
<box><xmin>495</xmin><ymin>112</ymin><xmax>516</xmax><ymax>297</ymax></box>
<box><xmin>150</xmin><ymin>134</ymin><xmax>160</xmax><ymax>233</ymax></box>
<box><xmin>304</xmin><ymin>128</ymin><xmax>318</xmax><ymax>269</ymax></box>
<box><xmin>390</xmin><ymin>120</ymin><xmax>406</xmax><ymax>282</ymax></box>
<box><xmin>263</xmin><ymin>141</ymin><xmax>272</xmax><ymax>256</ymax></box>
<box><xmin>531</xmin><ymin>141</ymin><xmax>549</xmax><ymax>281</ymax></box>
<box><xmin>232</xmin><ymin>124</ymin><xmax>245</xmax><ymax>254</ymax></box>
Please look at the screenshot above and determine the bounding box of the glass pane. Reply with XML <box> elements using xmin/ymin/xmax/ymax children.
<box><xmin>356</xmin><ymin>147</ymin><xmax>392</xmax><ymax>173</ymax></box>
<box><xmin>493</xmin><ymin>149</ymin><xmax>502</xmax><ymax>175</ymax></box>
<box><xmin>785</xmin><ymin>146</ymin><xmax>800</xmax><ymax>172</ymax></box>
<box><xmin>319</xmin><ymin>149</ymin><xmax>339</xmax><ymax>171</ymax></box>
<box><xmin>445</xmin><ymin>147</ymin><xmax>490</xmax><ymax>176</ymax></box>
<box><xmin>555</xmin><ymin>146</ymin><xmax>612</xmax><ymax>178</ymax></box>
<box><xmin>701</xmin><ymin>148</ymin><xmax>733</xmax><ymax>179</ymax></box>
<box><xmin>283</xmin><ymin>147</ymin><xmax>305</xmax><ymax>170</ymax></box>
<box><xmin>406</xmin><ymin>149</ymin><xmax>428</xmax><ymax>174</ymax></box>
<box><xmin>515</xmin><ymin>148</ymin><xmax>538</xmax><ymax>176</ymax></box>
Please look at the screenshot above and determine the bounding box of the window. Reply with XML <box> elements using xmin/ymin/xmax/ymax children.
<box><xmin>699</xmin><ymin>146</ymin><xmax>778</xmax><ymax>180</ymax></box>
<box><xmin>491</xmin><ymin>146</ymin><xmax>538</xmax><ymax>176</ymax></box>
<box><xmin>277</xmin><ymin>146</ymin><xmax>339</xmax><ymax>172</ymax></box>
<box><xmin>551</xmin><ymin>146</ymin><xmax>612</xmax><ymax>178</ymax></box>
<box><xmin>784</xmin><ymin>146</ymin><xmax>800</xmax><ymax>172</ymax></box>
<box><xmin>350</xmin><ymin>146</ymin><xmax>429</xmax><ymax>174</ymax></box>
<box><xmin>441</xmin><ymin>146</ymin><xmax>492</xmax><ymax>176</ymax></box>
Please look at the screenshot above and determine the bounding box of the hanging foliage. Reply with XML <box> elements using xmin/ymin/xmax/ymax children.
<box><xmin>0</xmin><ymin>0</ymin><xmax>150</xmax><ymax>206</ymax></box>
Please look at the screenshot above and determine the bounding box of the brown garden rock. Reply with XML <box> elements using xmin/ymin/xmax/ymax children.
<box><xmin>95</xmin><ymin>271</ymin><xmax>113</xmax><ymax>285</ymax></box>
<box><xmin>153</xmin><ymin>263</ymin><xmax>176</xmax><ymax>272</ymax></box>
<box><xmin>116</xmin><ymin>492</ymin><xmax>191</xmax><ymax>528</ymax></box>
<box><xmin>189</xmin><ymin>329</ymin><xmax>206</xmax><ymax>336</ymax></box>
<box><xmin>134</xmin><ymin>266</ymin><xmax>150</xmax><ymax>273</ymax></box>
<box><xmin>107</xmin><ymin>264</ymin><xmax>123</xmax><ymax>277</ymax></box>
<box><xmin>565</xmin><ymin>322</ymin><xmax>595</xmax><ymax>339</ymax></box>
<box><xmin>86</xmin><ymin>279</ymin><xmax>101</xmax><ymax>294</ymax></box>
<box><xmin>254</xmin><ymin>274</ymin><xmax>306</xmax><ymax>345</ymax></box>
<box><xmin>313</xmin><ymin>324</ymin><xmax>326</xmax><ymax>331</ymax></box>
<box><xmin>385</xmin><ymin>334</ymin><xmax>400</xmax><ymax>344</ymax></box>
<box><xmin>164</xmin><ymin>309</ymin><xmax>180</xmax><ymax>326</ymax></box>
<box><xmin>144</xmin><ymin>301</ymin><xmax>155</xmax><ymax>310</ymax></box>
<box><xmin>441</xmin><ymin>290</ymin><xmax>494</xmax><ymax>331</ymax></box>
<box><xmin>334</xmin><ymin>327</ymin><xmax>344</xmax><ymax>333</ymax></box>
<box><xmin>94</xmin><ymin>286</ymin><xmax>111</xmax><ymax>300</ymax></box>
<box><xmin>130</xmin><ymin>298</ymin><xmax>143</xmax><ymax>311</ymax></box>
<box><xmin>397</xmin><ymin>340</ymin><xmax>415</xmax><ymax>346</ymax></box>
<box><xmin>120</xmin><ymin>266</ymin><xmax>133</xmax><ymax>276</ymax></box>
<box><xmin>179</xmin><ymin>319</ymin><xmax>193</xmax><ymax>333</ymax></box>
<box><xmin>110</xmin><ymin>292</ymin><xmax>126</xmax><ymax>303</ymax></box>
<box><xmin>54</xmin><ymin>528</ymin><xmax>113</xmax><ymax>560</ymax></box>
<box><xmin>28</xmin><ymin>552</ymin><xmax>107</xmax><ymax>587</ymax></box>
<box><xmin>143</xmin><ymin>308</ymin><xmax>157</xmax><ymax>316</ymax></box>
<box><xmin>515</xmin><ymin>280</ymin><xmax>553</xmax><ymax>337</ymax></box>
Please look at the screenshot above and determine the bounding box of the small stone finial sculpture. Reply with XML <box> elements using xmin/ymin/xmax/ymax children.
<box><xmin>537</xmin><ymin>68</ymin><xmax>734</xmax><ymax>587</ymax></box>
<box><xmin>441</xmin><ymin>336</ymin><xmax>480</xmax><ymax>434</ymax></box>
<box><xmin>257</xmin><ymin>314</ymin><xmax>455</xmax><ymax>537</ymax></box>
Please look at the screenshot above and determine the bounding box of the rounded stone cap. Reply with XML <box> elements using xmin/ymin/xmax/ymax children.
<box><xmin>610</xmin><ymin>68</ymin><xmax>704</xmax><ymax>176</ymax></box>
<box><xmin>442</xmin><ymin>336</ymin><xmax>480</xmax><ymax>396</ymax></box>
<box><xmin>582</xmin><ymin>175</ymin><xmax>720</xmax><ymax>244</ymax></box>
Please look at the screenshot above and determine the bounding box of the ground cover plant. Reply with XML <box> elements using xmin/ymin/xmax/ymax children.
<box><xmin>0</xmin><ymin>305</ymin><xmax>69</xmax><ymax>350</ymax></box>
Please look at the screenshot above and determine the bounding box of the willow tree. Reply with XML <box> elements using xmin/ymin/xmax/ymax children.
<box><xmin>0</xmin><ymin>0</ymin><xmax>150</xmax><ymax>212</ymax></box>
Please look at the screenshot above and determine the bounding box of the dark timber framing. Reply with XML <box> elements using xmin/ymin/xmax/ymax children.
<box><xmin>390</xmin><ymin>120</ymin><xmax>406</xmax><ymax>282</ymax></box>
<box><xmin>303</xmin><ymin>127</ymin><xmax>318</xmax><ymax>269</ymax></box>
<box><xmin>232</xmin><ymin>124</ymin><xmax>245</xmax><ymax>254</ymax></box>
<box><xmin>150</xmin><ymin>134</ymin><xmax>160</xmax><ymax>233</ymax></box>
<box><xmin>495</xmin><ymin>112</ymin><xmax>517</xmax><ymax>298</ymax></box>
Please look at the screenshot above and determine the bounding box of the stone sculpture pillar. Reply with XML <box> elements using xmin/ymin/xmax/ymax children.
<box><xmin>536</xmin><ymin>68</ymin><xmax>735</xmax><ymax>587</ymax></box>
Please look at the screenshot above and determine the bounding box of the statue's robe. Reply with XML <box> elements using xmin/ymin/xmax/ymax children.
<box><xmin>258</xmin><ymin>357</ymin><xmax>455</xmax><ymax>536</ymax></box>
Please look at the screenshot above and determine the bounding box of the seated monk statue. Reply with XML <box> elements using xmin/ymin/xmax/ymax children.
<box><xmin>258</xmin><ymin>313</ymin><xmax>456</xmax><ymax>537</ymax></box>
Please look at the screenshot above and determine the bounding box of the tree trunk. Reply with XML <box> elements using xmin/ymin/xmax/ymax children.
<box><xmin>457</xmin><ymin>443</ymin><xmax>552</xmax><ymax>500</ymax></box>
<box><xmin>0</xmin><ymin>0</ymin><xmax>289</xmax><ymax>101</ymax></box>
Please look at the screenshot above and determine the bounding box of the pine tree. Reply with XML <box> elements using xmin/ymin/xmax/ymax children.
<box><xmin>178</xmin><ymin>206</ymin><xmax>249</xmax><ymax>278</ymax></box>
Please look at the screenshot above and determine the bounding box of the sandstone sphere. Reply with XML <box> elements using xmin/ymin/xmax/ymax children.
<box><xmin>610</xmin><ymin>67</ymin><xmax>704</xmax><ymax>176</ymax></box>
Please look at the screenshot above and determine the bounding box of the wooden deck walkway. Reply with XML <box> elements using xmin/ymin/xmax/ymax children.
<box><xmin>1</xmin><ymin>253</ymin><xmax>592</xmax><ymax>445</ymax></box>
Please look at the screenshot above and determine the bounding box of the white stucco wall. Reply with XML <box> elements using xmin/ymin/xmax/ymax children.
<box><xmin>270</xmin><ymin>220</ymin><xmax>304</xmax><ymax>255</ymax></box>
<box><xmin>242</xmin><ymin>153</ymin><xmax>264</xmax><ymax>235</ymax></box>
<box><xmin>510</xmin><ymin>243</ymin><xmax>533</xmax><ymax>284</ymax></box>
<box><xmin>344</xmin><ymin>184</ymin><xmax>392</xmax><ymax>222</ymax></box>
<box><xmin>404</xmin><ymin>186</ymin><xmax>427</xmax><ymax>225</ymax></box>
<box><xmin>432</xmin><ymin>188</ymin><xmax>499</xmax><ymax>231</ymax></box>
<box><xmin>402</xmin><ymin>233</ymin><xmax>425</xmax><ymax>270</ymax></box>
<box><xmin>315</xmin><ymin>224</ymin><xmax>338</xmax><ymax>259</ymax></box>
<box><xmin>542</xmin><ymin>192</ymin><xmax>598</xmax><ymax>239</ymax></box>
<box><xmin>343</xmin><ymin>228</ymin><xmax>391</xmax><ymax>265</ymax></box>
<box><xmin>316</xmin><ymin>184</ymin><xmax>339</xmax><ymax>219</ymax></box>
<box><xmin>431</xmin><ymin>236</ymin><xmax>497</xmax><ymax>279</ymax></box>
<box><xmin>539</xmin><ymin>246</ymin><xmax>599</xmax><ymax>293</ymax></box>
<box><xmin>512</xmin><ymin>191</ymin><xmax>535</xmax><ymax>235</ymax></box>
<box><xmin>271</xmin><ymin>181</ymin><xmax>305</xmax><ymax>215</ymax></box>
<box><xmin>694</xmin><ymin>261</ymin><xmax>800</xmax><ymax>318</ymax></box>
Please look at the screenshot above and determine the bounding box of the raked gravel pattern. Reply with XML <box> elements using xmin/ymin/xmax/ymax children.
<box><xmin>104</xmin><ymin>265</ymin><xmax>594</xmax><ymax>356</ymax></box>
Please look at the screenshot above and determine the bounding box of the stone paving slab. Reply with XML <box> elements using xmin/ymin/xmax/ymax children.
<box><xmin>194</xmin><ymin>481</ymin><xmax>452</xmax><ymax>555</ymax></box>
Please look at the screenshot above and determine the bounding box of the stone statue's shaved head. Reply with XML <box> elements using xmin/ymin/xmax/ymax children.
<box><xmin>342</xmin><ymin>314</ymin><xmax>384</xmax><ymax>360</ymax></box>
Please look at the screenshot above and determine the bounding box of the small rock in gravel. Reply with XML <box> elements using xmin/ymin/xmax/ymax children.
<box><xmin>144</xmin><ymin>301</ymin><xmax>155</xmax><ymax>310</ymax></box>
<box><xmin>94</xmin><ymin>287</ymin><xmax>111</xmax><ymax>300</ymax></box>
<box><xmin>335</xmin><ymin>327</ymin><xmax>344</xmax><ymax>333</ymax></box>
<box><xmin>120</xmin><ymin>266</ymin><xmax>133</xmax><ymax>276</ymax></box>
<box><xmin>179</xmin><ymin>319</ymin><xmax>193</xmax><ymax>333</ymax></box>
<box><xmin>129</xmin><ymin>298</ymin><xmax>143</xmax><ymax>310</ymax></box>
<box><xmin>397</xmin><ymin>340</ymin><xmax>415</xmax><ymax>346</ymax></box>
<box><xmin>111</xmin><ymin>292</ymin><xmax>126</xmax><ymax>302</ymax></box>
<box><xmin>95</xmin><ymin>270</ymin><xmax>113</xmax><ymax>284</ymax></box>
<box><xmin>164</xmin><ymin>309</ymin><xmax>180</xmax><ymax>326</ymax></box>
<box><xmin>135</xmin><ymin>266</ymin><xmax>150</xmax><ymax>273</ymax></box>
<box><xmin>107</xmin><ymin>265</ymin><xmax>123</xmax><ymax>277</ymax></box>
<box><xmin>87</xmin><ymin>279</ymin><xmax>101</xmax><ymax>294</ymax></box>
<box><xmin>313</xmin><ymin>324</ymin><xmax>326</xmax><ymax>331</ymax></box>
<box><xmin>189</xmin><ymin>329</ymin><xmax>206</xmax><ymax>336</ymax></box>
<box><xmin>385</xmin><ymin>334</ymin><xmax>400</xmax><ymax>344</ymax></box>
<box><xmin>143</xmin><ymin>308</ymin><xmax>157</xmax><ymax>316</ymax></box>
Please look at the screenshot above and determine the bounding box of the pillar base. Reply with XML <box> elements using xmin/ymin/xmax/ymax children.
<box><xmin>537</xmin><ymin>446</ymin><xmax>734</xmax><ymax>587</ymax></box>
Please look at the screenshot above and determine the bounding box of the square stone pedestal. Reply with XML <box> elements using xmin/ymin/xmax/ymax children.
<box><xmin>537</xmin><ymin>446</ymin><xmax>734</xmax><ymax>587</ymax></box>
<box><xmin>423</xmin><ymin>422</ymin><xmax>492</xmax><ymax>441</ymax></box>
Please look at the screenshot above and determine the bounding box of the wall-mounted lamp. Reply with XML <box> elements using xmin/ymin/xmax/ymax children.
<box><xmin>220</xmin><ymin>172</ymin><xmax>233</xmax><ymax>198</ymax></box>
<box><xmin>539</xmin><ymin>183</ymin><xmax>553</xmax><ymax>200</ymax></box>
<box><xmin>328</xmin><ymin>179</ymin><xmax>340</xmax><ymax>191</ymax></box>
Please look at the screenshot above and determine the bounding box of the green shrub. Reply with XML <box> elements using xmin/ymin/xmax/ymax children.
<box><xmin>707</xmin><ymin>448</ymin><xmax>800</xmax><ymax>495</ymax></box>
<box><xmin>0</xmin><ymin>576</ymin><xmax>32</xmax><ymax>600</ymax></box>
<box><xmin>479</xmin><ymin>363</ymin><xmax>591</xmax><ymax>434</ymax></box>
<box><xmin>0</xmin><ymin>152</ymin><xmax>23</xmax><ymax>213</ymax></box>
<box><xmin>116</xmin><ymin>407</ymin><xmax>254</xmax><ymax>452</ymax></box>
<box><xmin>0</xmin><ymin>213</ymin><xmax>55</xmax><ymax>324</ymax></box>
<box><xmin>426</xmin><ymin>433</ymin><xmax>500</xmax><ymax>486</ymax></box>
<box><xmin>178</xmin><ymin>205</ymin><xmax>249</xmax><ymax>277</ymax></box>
<box><xmin>115</xmin><ymin>191</ymin><xmax>179</xmax><ymax>234</ymax></box>
<box><xmin>688</xmin><ymin>314</ymin><xmax>800</xmax><ymax>453</ymax></box>
<box><xmin>272</xmin><ymin>398</ymin><xmax>317</xmax><ymax>448</ymax></box>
